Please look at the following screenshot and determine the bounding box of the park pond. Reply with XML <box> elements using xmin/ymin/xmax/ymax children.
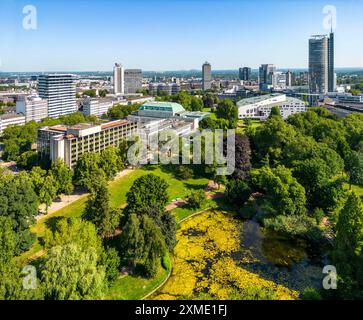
<box><xmin>152</xmin><ymin>210</ymin><xmax>325</xmax><ymax>300</ymax></box>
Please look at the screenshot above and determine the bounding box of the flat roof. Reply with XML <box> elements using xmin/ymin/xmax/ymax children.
<box><xmin>140</xmin><ymin>101</ymin><xmax>185</xmax><ymax>113</ymax></box>
<box><xmin>237</xmin><ymin>93</ymin><xmax>285</xmax><ymax>107</ymax></box>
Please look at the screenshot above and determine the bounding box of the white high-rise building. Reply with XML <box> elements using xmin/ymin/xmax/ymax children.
<box><xmin>38</xmin><ymin>74</ymin><xmax>77</xmax><ymax>118</ymax></box>
<box><xmin>113</xmin><ymin>63</ymin><xmax>124</xmax><ymax>95</ymax></box>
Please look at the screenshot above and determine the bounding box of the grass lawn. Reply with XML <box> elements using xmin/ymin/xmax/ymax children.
<box><xmin>344</xmin><ymin>182</ymin><xmax>363</xmax><ymax>199</ymax></box>
<box><xmin>236</xmin><ymin>119</ymin><xmax>262</xmax><ymax>134</ymax></box>
<box><xmin>18</xmin><ymin>165</ymin><xmax>209</xmax><ymax>263</ymax></box>
<box><xmin>17</xmin><ymin>164</ymin><xmax>211</xmax><ymax>299</ymax></box>
<box><xmin>105</xmin><ymin>265</ymin><xmax>169</xmax><ymax>300</ymax></box>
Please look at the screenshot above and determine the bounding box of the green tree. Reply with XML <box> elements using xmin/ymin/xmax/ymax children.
<box><xmin>100</xmin><ymin>246</ymin><xmax>120</xmax><ymax>283</ymax></box>
<box><xmin>0</xmin><ymin>173</ymin><xmax>38</xmax><ymax>253</ymax></box>
<box><xmin>226</xmin><ymin>179</ymin><xmax>251</xmax><ymax>207</ymax></box>
<box><xmin>253</xmin><ymin>165</ymin><xmax>307</xmax><ymax>217</ymax></box>
<box><xmin>41</xmin><ymin>243</ymin><xmax>106</xmax><ymax>300</ymax></box>
<box><xmin>83</xmin><ymin>181</ymin><xmax>121</xmax><ymax>237</ymax></box>
<box><xmin>50</xmin><ymin>159</ymin><xmax>74</xmax><ymax>196</ymax></box>
<box><xmin>187</xmin><ymin>190</ymin><xmax>207</xmax><ymax>209</ymax></box>
<box><xmin>333</xmin><ymin>193</ymin><xmax>363</xmax><ymax>298</ymax></box>
<box><xmin>140</xmin><ymin>216</ymin><xmax>166</xmax><ymax>278</ymax></box>
<box><xmin>125</xmin><ymin>174</ymin><xmax>169</xmax><ymax>215</ymax></box>
<box><xmin>73</xmin><ymin>152</ymin><xmax>106</xmax><ymax>191</ymax></box>
<box><xmin>99</xmin><ymin>147</ymin><xmax>124</xmax><ymax>180</ymax></box>
<box><xmin>345</xmin><ymin>151</ymin><xmax>363</xmax><ymax>187</ymax></box>
<box><xmin>119</xmin><ymin>214</ymin><xmax>144</xmax><ymax>267</ymax></box>
<box><xmin>44</xmin><ymin>217</ymin><xmax>103</xmax><ymax>255</ymax></box>
<box><xmin>269</xmin><ymin>106</ymin><xmax>281</xmax><ymax>118</ymax></box>
<box><xmin>216</xmin><ymin>99</ymin><xmax>238</xmax><ymax>128</ymax></box>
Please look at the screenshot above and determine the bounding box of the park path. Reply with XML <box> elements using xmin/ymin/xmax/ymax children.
<box><xmin>37</xmin><ymin>168</ymin><xmax>134</xmax><ymax>220</ymax></box>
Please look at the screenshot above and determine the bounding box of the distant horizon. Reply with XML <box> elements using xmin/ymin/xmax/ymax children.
<box><xmin>1</xmin><ymin>67</ymin><xmax>363</xmax><ymax>75</ymax></box>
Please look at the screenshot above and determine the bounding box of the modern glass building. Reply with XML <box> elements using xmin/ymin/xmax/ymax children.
<box><xmin>309</xmin><ymin>35</ymin><xmax>329</xmax><ymax>94</ymax></box>
<box><xmin>38</xmin><ymin>74</ymin><xmax>77</xmax><ymax>118</ymax></box>
<box><xmin>328</xmin><ymin>31</ymin><xmax>335</xmax><ymax>92</ymax></box>
<box><xmin>239</xmin><ymin>67</ymin><xmax>251</xmax><ymax>81</ymax></box>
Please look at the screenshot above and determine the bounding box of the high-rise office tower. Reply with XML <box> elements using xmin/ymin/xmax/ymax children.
<box><xmin>285</xmin><ymin>70</ymin><xmax>295</xmax><ymax>87</ymax></box>
<box><xmin>259</xmin><ymin>64</ymin><xmax>276</xmax><ymax>88</ymax></box>
<box><xmin>309</xmin><ymin>35</ymin><xmax>328</xmax><ymax>94</ymax></box>
<box><xmin>239</xmin><ymin>67</ymin><xmax>251</xmax><ymax>81</ymax></box>
<box><xmin>38</xmin><ymin>74</ymin><xmax>77</xmax><ymax>118</ymax></box>
<box><xmin>124</xmin><ymin>69</ymin><xmax>143</xmax><ymax>94</ymax></box>
<box><xmin>202</xmin><ymin>62</ymin><xmax>212</xmax><ymax>91</ymax></box>
<box><xmin>113</xmin><ymin>63</ymin><xmax>124</xmax><ymax>95</ymax></box>
<box><xmin>328</xmin><ymin>31</ymin><xmax>335</xmax><ymax>92</ymax></box>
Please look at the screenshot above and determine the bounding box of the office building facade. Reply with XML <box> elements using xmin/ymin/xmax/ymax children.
<box><xmin>38</xmin><ymin>120</ymin><xmax>138</xmax><ymax>168</ymax></box>
<box><xmin>202</xmin><ymin>62</ymin><xmax>212</xmax><ymax>91</ymax></box>
<box><xmin>0</xmin><ymin>113</ymin><xmax>26</xmax><ymax>135</ymax></box>
<box><xmin>38</xmin><ymin>74</ymin><xmax>77</xmax><ymax>118</ymax></box>
<box><xmin>328</xmin><ymin>31</ymin><xmax>335</xmax><ymax>92</ymax></box>
<box><xmin>113</xmin><ymin>63</ymin><xmax>124</xmax><ymax>95</ymax></box>
<box><xmin>308</xmin><ymin>33</ymin><xmax>335</xmax><ymax>94</ymax></box>
<box><xmin>239</xmin><ymin>67</ymin><xmax>251</xmax><ymax>81</ymax></box>
<box><xmin>124</xmin><ymin>69</ymin><xmax>143</xmax><ymax>94</ymax></box>
<box><xmin>16</xmin><ymin>95</ymin><xmax>48</xmax><ymax>122</ymax></box>
<box><xmin>237</xmin><ymin>93</ymin><xmax>306</xmax><ymax>120</ymax></box>
<box><xmin>259</xmin><ymin>64</ymin><xmax>276</xmax><ymax>89</ymax></box>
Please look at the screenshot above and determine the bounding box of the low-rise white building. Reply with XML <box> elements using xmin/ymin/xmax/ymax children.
<box><xmin>237</xmin><ymin>93</ymin><xmax>306</xmax><ymax>120</ymax></box>
<box><xmin>16</xmin><ymin>95</ymin><xmax>48</xmax><ymax>122</ymax></box>
<box><xmin>0</xmin><ymin>113</ymin><xmax>26</xmax><ymax>135</ymax></box>
<box><xmin>81</xmin><ymin>97</ymin><xmax>115</xmax><ymax>117</ymax></box>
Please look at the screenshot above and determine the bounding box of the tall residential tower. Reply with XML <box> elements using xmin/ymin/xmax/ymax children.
<box><xmin>113</xmin><ymin>63</ymin><xmax>124</xmax><ymax>95</ymax></box>
<box><xmin>38</xmin><ymin>74</ymin><xmax>77</xmax><ymax>118</ymax></box>
<box><xmin>202</xmin><ymin>62</ymin><xmax>212</xmax><ymax>91</ymax></box>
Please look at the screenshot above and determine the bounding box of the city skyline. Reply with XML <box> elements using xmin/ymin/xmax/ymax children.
<box><xmin>1</xmin><ymin>0</ymin><xmax>363</xmax><ymax>72</ymax></box>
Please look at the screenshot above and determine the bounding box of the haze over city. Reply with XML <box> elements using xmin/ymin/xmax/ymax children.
<box><xmin>1</xmin><ymin>0</ymin><xmax>363</xmax><ymax>72</ymax></box>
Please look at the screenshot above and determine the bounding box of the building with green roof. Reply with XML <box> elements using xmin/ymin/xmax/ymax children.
<box><xmin>138</xmin><ymin>101</ymin><xmax>186</xmax><ymax>118</ymax></box>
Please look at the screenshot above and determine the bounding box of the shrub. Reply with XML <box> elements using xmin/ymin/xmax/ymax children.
<box><xmin>187</xmin><ymin>190</ymin><xmax>207</xmax><ymax>209</ymax></box>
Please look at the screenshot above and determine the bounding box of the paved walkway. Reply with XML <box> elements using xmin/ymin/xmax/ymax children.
<box><xmin>37</xmin><ymin>168</ymin><xmax>134</xmax><ymax>220</ymax></box>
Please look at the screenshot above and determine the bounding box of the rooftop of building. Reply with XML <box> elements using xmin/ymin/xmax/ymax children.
<box><xmin>139</xmin><ymin>101</ymin><xmax>186</xmax><ymax>114</ymax></box>
<box><xmin>237</xmin><ymin>93</ymin><xmax>285</xmax><ymax>107</ymax></box>
<box><xmin>42</xmin><ymin>119</ymin><xmax>132</xmax><ymax>135</ymax></box>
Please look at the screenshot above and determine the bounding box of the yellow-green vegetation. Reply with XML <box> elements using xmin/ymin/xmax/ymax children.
<box><xmin>153</xmin><ymin>210</ymin><xmax>299</xmax><ymax>300</ymax></box>
<box><xmin>344</xmin><ymin>182</ymin><xmax>363</xmax><ymax>198</ymax></box>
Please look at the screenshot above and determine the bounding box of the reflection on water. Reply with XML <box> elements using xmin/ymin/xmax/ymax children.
<box><xmin>237</xmin><ymin>219</ymin><xmax>324</xmax><ymax>292</ymax></box>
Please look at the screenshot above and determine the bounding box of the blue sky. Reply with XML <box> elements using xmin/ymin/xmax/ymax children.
<box><xmin>0</xmin><ymin>0</ymin><xmax>362</xmax><ymax>71</ymax></box>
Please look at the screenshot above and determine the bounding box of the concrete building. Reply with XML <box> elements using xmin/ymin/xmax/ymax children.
<box><xmin>81</xmin><ymin>97</ymin><xmax>115</xmax><ymax>117</ymax></box>
<box><xmin>239</xmin><ymin>67</ymin><xmax>251</xmax><ymax>81</ymax></box>
<box><xmin>237</xmin><ymin>93</ymin><xmax>306</xmax><ymax>120</ymax></box>
<box><xmin>309</xmin><ymin>35</ymin><xmax>329</xmax><ymax>94</ymax></box>
<box><xmin>0</xmin><ymin>113</ymin><xmax>26</xmax><ymax>135</ymax></box>
<box><xmin>113</xmin><ymin>63</ymin><xmax>124</xmax><ymax>95</ymax></box>
<box><xmin>37</xmin><ymin>120</ymin><xmax>138</xmax><ymax>168</ymax></box>
<box><xmin>328</xmin><ymin>31</ymin><xmax>335</xmax><ymax>92</ymax></box>
<box><xmin>148</xmin><ymin>83</ymin><xmax>181</xmax><ymax>96</ymax></box>
<box><xmin>202</xmin><ymin>62</ymin><xmax>212</xmax><ymax>91</ymax></box>
<box><xmin>286</xmin><ymin>71</ymin><xmax>295</xmax><ymax>87</ymax></box>
<box><xmin>16</xmin><ymin>95</ymin><xmax>48</xmax><ymax>122</ymax></box>
<box><xmin>38</xmin><ymin>74</ymin><xmax>77</xmax><ymax>118</ymax></box>
<box><xmin>259</xmin><ymin>64</ymin><xmax>276</xmax><ymax>90</ymax></box>
<box><xmin>128</xmin><ymin>101</ymin><xmax>210</xmax><ymax>123</ymax></box>
<box><xmin>124</xmin><ymin>69</ymin><xmax>143</xmax><ymax>94</ymax></box>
